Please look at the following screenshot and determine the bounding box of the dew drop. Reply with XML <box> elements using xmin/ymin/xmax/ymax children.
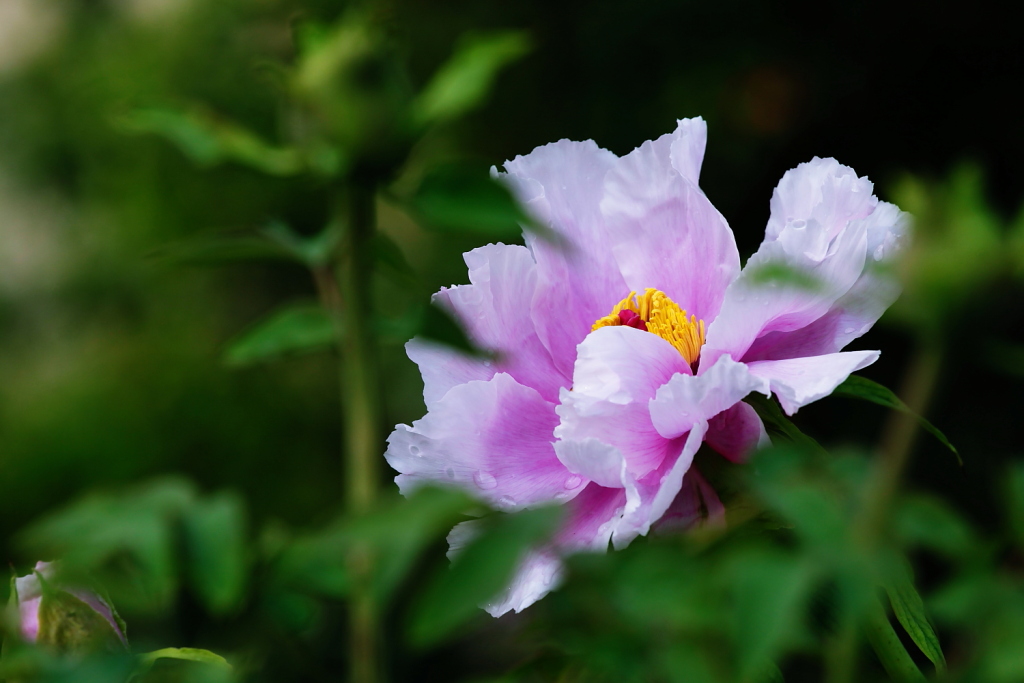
<box><xmin>564</xmin><ymin>475</ymin><xmax>583</xmax><ymax>490</ymax></box>
<box><xmin>483</xmin><ymin>360</ymin><xmax>492</xmax><ymax>368</ymax></box>
<box><xmin>409</xmin><ymin>445</ymin><xmax>421</xmax><ymax>456</ymax></box>
<box><xmin>473</xmin><ymin>471</ymin><xmax>498</xmax><ymax>490</ymax></box>
<box><xmin>498</xmin><ymin>495</ymin><xmax>516</xmax><ymax>508</ymax></box>
<box><xmin>445</xmin><ymin>467</ymin><xmax>455</xmax><ymax>479</ymax></box>
<box><xmin>873</xmin><ymin>244</ymin><xmax>886</xmax><ymax>261</ymax></box>
<box><xmin>844</xmin><ymin>326</ymin><xmax>855</xmax><ymax>334</ymax></box>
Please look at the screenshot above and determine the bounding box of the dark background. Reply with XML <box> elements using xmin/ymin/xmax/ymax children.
<box><xmin>1</xmin><ymin>0</ymin><xmax>1021</xmax><ymax>667</ymax></box>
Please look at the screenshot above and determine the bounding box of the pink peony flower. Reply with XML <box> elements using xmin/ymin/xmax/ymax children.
<box><xmin>386</xmin><ymin>118</ymin><xmax>907</xmax><ymax>615</ymax></box>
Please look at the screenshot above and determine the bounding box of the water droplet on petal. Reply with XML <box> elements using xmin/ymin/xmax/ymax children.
<box><xmin>473</xmin><ymin>471</ymin><xmax>498</xmax><ymax>490</ymax></box>
<box><xmin>873</xmin><ymin>244</ymin><xmax>886</xmax><ymax>261</ymax></box>
<box><xmin>498</xmin><ymin>495</ymin><xmax>516</xmax><ymax>508</ymax></box>
<box><xmin>844</xmin><ymin>327</ymin><xmax>855</xmax><ymax>334</ymax></box>
<box><xmin>564</xmin><ymin>475</ymin><xmax>583</xmax><ymax>490</ymax></box>
<box><xmin>483</xmin><ymin>360</ymin><xmax>492</xmax><ymax>368</ymax></box>
<box><xmin>409</xmin><ymin>445</ymin><xmax>421</xmax><ymax>455</ymax></box>
<box><xmin>445</xmin><ymin>467</ymin><xmax>455</xmax><ymax>479</ymax></box>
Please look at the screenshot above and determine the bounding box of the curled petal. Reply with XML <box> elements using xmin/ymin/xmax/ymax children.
<box><xmin>649</xmin><ymin>355</ymin><xmax>770</xmax><ymax>440</ymax></box>
<box><xmin>705</xmin><ymin>158</ymin><xmax>907</xmax><ymax>366</ymax></box>
<box><xmin>434</xmin><ymin>243</ymin><xmax>567</xmax><ymax>402</ymax></box>
<box><xmin>766</xmin><ymin>157</ymin><xmax>877</xmax><ymax>245</ymax></box>
<box><xmin>746</xmin><ymin>350</ymin><xmax>879</xmax><ymax>415</ymax></box>
<box><xmin>386</xmin><ymin>373</ymin><xmax>582</xmax><ymax>511</ymax></box>
<box><xmin>703</xmin><ymin>220</ymin><xmax>868</xmax><ymax>366</ymax></box>
<box><xmin>742</xmin><ymin>201</ymin><xmax>909</xmax><ymax>361</ymax></box>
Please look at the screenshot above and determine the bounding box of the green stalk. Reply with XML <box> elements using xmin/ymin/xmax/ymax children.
<box><xmin>339</xmin><ymin>181</ymin><xmax>381</xmax><ymax>516</ymax></box>
<box><xmin>826</xmin><ymin>338</ymin><xmax>943</xmax><ymax>683</ymax></box>
<box><xmin>859</xmin><ymin>340</ymin><xmax>944</xmax><ymax>541</ymax></box>
<box><xmin>316</xmin><ymin>180</ymin><xmax>382</xmax><ymax>683</ymax></box>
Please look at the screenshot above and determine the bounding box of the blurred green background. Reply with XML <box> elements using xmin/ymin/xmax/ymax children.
<box><xmin>1</xmin><ymin>0</ymin><xmax>1022</xmax><ymax>679</ymax></box>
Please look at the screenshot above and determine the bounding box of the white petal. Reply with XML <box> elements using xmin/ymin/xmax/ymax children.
<box><xmin>746</xmin><ymin>350</ymin><xmax>880</xmax><ymax>415</ymax></box>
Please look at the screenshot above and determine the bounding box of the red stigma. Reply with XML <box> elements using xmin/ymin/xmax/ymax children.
<box><xmin>618</xmin><ymin>309</ymin><xmax>648</xmax><ymax>331</ymax></box>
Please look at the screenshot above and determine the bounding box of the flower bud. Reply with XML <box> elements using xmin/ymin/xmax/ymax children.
<box><xmin>7</xmin><ymin>562</ymin><xmax>127</xmax><ymax>653</ymax></box>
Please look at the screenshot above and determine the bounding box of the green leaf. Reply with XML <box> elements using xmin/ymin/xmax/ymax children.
<box><xmin>133</xmin><ymin>648</ymin><xmax>231</xmax><ymax>682</ymax></box>
<box><xmin>119</xmin><ymin>108</ymin><xmax>304</xmax><ymax>176</ymax></box>
<box><xmin>414</xmin><ymin>31</ymin><xmax>531</xmax><ymax>125</ymax></box>
<box><xmin>744</xmin><ymin>393</ymin><xmax>827</xmax><ymax>456</ymax></box>
<box><xmin>260</xmin><ymin>220</ymin><xmax>340</xmax><ymax>267</ymax></box>
<box><xmin>745</xmin><ymin>260</ymin><xmax>824</xmax><ymax>292</ymax></box>
<box><xmin>893</xmin><ymin>494</ymin><xmax>977</xmax><ymax>559</ymax></box>
<box><xmin>409</xmin><ymin>506</ymin><xmax>562</xmax><ymax>647</ymax></box>
<box><xmin>883</xmin><ymin>555</ymin><xmax>946</xmax><ymax>673</ymax></box>
<box><xmin>18</xmin><ymin>478</ymin><xmax>197</xmax><ymax>613</ymax></box>
<box><xmin>865</xmin><ymin>603</ymin><xmax>927</xmax><ymax>682</ymax></box>
<box><xmin>182</xmin><ymin>493</ymin><xmax>248</xmax><ymax>615</ymax></box>
<box><xmin>272</xmin><ymin>487</ymin><xmax>474</xmax><ymax>605</ymax></box>
<box><xmin>418</xmin><ymin>302</ymin><xmax>488</xmax><ymax>357</ymax></box>
<box><xmin>407</xmin><ymin>164</ymin><xmax>554</xmax><ymax>241</ymax></box>
<box><xmin>834</xmin><ymin>375</ymin><xmax>960</xmax><ymax>463</ymax></box>
<box><xmin>729</xmin><ymin>549</ymin><xmax>815</xmax><ymax>679</ymax></box>
<box><xmin>373</xmin><ymin>230</ymin><xmax>417</xmax><ymax>285</ymax></box>
<box><xmin>224</xmin><ymin>302</ymin><xmax>337</xmax><ymax>367</ymax></box>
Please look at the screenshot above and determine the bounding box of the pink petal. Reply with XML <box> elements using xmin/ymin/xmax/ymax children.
<box><xmin>617</xmin><ymin>423</ymin><xmax>709</xmax><ymax>546</ymax></box>
<box><xmin>433</xmin><ymin>244</ymin><xmax>568</xmax><ymax>402</ymax></box>
<box><xmin>703</xmin><ymin>221</ymin><xmax>868</xmax><ymax>366</ymax></box>
<box><xmin>602</xmin><ymin>118</ymin><xmax>741</xmax><ymax>324</ymax></box>
<box><xmin>555</xmin><ymin>326</ymin><xmax>691</xmax><ymax>481</ymax></box>
<box><xmin>18</xmin><ymin>596</ymin><xmax>41</xmax><ymax>642</ymax></box>
<box><xmin>465</xmin><ymin>482</ymin><xmax>630</xmax><ymax>616</ymax></box>
<box><xmin>741</xmin><ymin>201</ymin><xmax>909</xmax><ymax>361</ymax></box>
<box><xmin>746</xmin><ymin>350</ymin><xmax>879</xmax><ymax>415</ymax></box>
<box><xmin>500</xmin><ymin>140</ymin><xmax>627</xmax><ymax>380</ymax></box>
<box><xmin>654</xmin><ymin>468</ymin><xmax>725</xmax><ymax>533</ymax></box>
<box><xmin>447</xmin><ymin>521</ymin><xmax>563</xmax><ymax>617</ymax></box>
<box><xmin>386</xmin><ymin>373</ymin><xmax>582</xmax><ymax>511</ymax></box>
<box><xmin>407</xmin><ymin>339</ymin><xmax>494</xmax><ymax>406</ymax></box>
<box><xmin>704</xmin><ymin>158</ymin><xmax>906</xmax><ymax>366</ymax></box>
<box><xmin>705</xmin><ymin>400</ymin><xmax>770</xmax><ymax>463</ymax></box>
<box><xmin>649</xmin><ymin>355</ymin><xmax>770</xmax><ymax>440</ymax></box>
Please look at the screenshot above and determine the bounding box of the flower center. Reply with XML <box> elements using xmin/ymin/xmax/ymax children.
<box><xmin>592</xmin><ymin>289</ymin><xmax>706</xmax><ymax>367</ymax></box>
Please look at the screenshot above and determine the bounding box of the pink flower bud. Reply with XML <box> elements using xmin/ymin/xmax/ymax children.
<box><xmin>8</xmin><ymin>562</ymin><xmax>128</xmax><ymax>652</ymax></box>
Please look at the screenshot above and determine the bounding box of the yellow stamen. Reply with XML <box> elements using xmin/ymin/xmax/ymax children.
<box><xmin>593</xmin><ymin>289</ymin><xmax>706</xmax><ymax>366</ymax></box>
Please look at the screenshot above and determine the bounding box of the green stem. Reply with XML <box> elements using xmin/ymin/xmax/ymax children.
<box><xmin>317</xmin><ymin>180</ymin><xmax>382</xmax><ymax>683</ymax></box>
<box><xmin>859</xmin><ymin>339</ymin><xmax>944</xmax><ymax>547</ymax></box>
<box><xmin>826</xmin><ymin>339</ymin><xmax>943</xmax><ymax>683</ymax></box>
<box><xmin>339</xmin><ymin>181</ymin><xmax>381</xmax><ymax>516</ymax></box>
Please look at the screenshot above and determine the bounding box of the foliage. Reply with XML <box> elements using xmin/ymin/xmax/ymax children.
<box><xmin>1</xmin><ymin>2</ymin><xmax>1024</xmax><ymax>683</ymax></box>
